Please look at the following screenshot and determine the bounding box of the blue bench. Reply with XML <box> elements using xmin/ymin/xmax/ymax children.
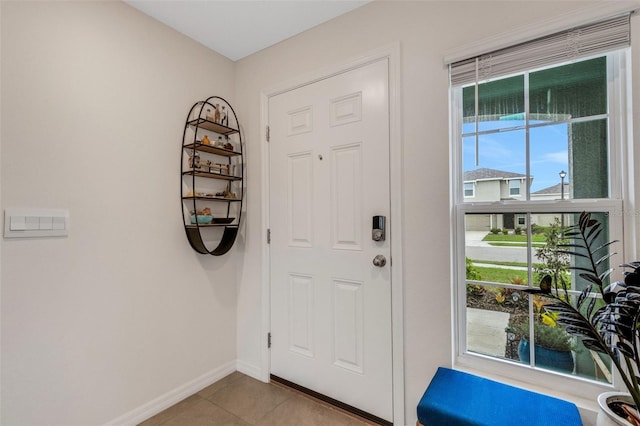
<box><xmin>417</xmin><ymin>367</ymin><xmax>582</xmax><ymax>425</ymax></box>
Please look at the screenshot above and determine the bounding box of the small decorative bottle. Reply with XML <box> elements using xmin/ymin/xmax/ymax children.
<box><xmin>221</xmin><ymin>106</ymin><xmax>227</xmax><ymax>126</ymax></box>
<box><xmin>214</xmin><ymin>104</ymin><xmax>221</xmax><ymax>124</ymax></box>
<box><xmin>189</xmin><ymin>152</ymin><xmax>201</xmax><ymax>170</ymax></box>
<box><xmin>224</xmin><ymin>135</ymin><xmax>234</xmax><ymax>151</ymax></box>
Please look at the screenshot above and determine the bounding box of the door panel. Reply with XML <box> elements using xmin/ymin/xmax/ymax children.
<box><xmin>288</xmin><ymin>273</ymin><xmax>314</xmax><ymax>357</ymax></box>
<box><xmin>332</xmin><ymin>278</ymin><xmax>364</xmax><ymax>374</ymax></box>
<box><xmin>331</xmin><ymin>143</ymin><xmax>362</xmax><ymax>250</ymax></box>
<box><xmin>269</xmin><ymin>58</ymin><xmax>392</xmax><ymax>421</ymax></box>
<box><xmin>288</xmin><ymin>153</ymin><xmax>313</xmax><ymax>247</ymax></box>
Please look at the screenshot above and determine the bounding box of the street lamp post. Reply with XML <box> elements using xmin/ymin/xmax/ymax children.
<box><xmin>559</xmin><ymin>170</ymin><xmax>566</xmax><ymax>235</ymax></box>
<box><xmin>559</xmin><ymin>170</ymin><xmax>566</xmax><ymax>200</ymax></box>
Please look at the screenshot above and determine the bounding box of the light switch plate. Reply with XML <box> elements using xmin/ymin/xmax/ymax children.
<box><xmin>4</xmin><ymin>208</ymin><xmax>69</xmax><ymax>238</ymax></box>
<box><xmin>10</xmin><ymin>216</ymin><xmax>26</xmax><ymax>231</ymax></box>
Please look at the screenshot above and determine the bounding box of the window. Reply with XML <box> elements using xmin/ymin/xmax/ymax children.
<box><xmin>450</xmin><ymin>15</ymin><xmax>633</xmax><ymax>394</ymax></box>
<box><xmin>464</xmin><ymin>182</ymin><xmax>474</xmax><ymax>198</ymax></box>
<box><xmin>509</xmin><ymin>180</ymin><xmax>520</xmax><ymax>196</ymax></box>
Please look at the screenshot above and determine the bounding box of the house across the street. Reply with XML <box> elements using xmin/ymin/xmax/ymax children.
<box><xmin>464</xmin><ymin>168</ymin><xmax>567</xmax><ymax>231</ymax></box>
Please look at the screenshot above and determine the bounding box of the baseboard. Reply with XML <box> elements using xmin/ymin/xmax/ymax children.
<box><xmin>103</xmin><ymin>360</ymin><xmax>237</xmax><ymax>426</ymax></box>
<box><xmin>236</xmin><ymin>359</ymin><xmax>266</xmax><ymax>382</ymax></box>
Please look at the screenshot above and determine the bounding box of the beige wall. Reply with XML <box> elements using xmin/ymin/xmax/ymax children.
<box><xmin>3</xmin><ymin>1</ymin><xmax>640</xmax><ymax>425</ymax></box>
<box><xmin>1</xmin><ymin>1</ymin><xmax>238</xmax><ymax>424</ymax></box>
<box><xmin>233</xmin><ymin>1</ymin><xmax>640</xmax><ymax>424</ymax></box>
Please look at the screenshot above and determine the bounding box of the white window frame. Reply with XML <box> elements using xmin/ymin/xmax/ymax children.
<box><xmin>509</xmin><ymin>179</ymin><xmax>521</xmax><ymax>196</ymax></box>
<box><xmin>464</xmin><ymin>182</ymin><xmax>475</xmax><ymax>198</ymax></box>
<box><xmin>450</xmin><ymin>50</ymin><xmax>635</xmax><ymax>400</ymax></box>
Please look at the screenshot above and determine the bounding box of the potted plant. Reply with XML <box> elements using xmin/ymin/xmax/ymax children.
<box><xmin>525</xmin><ymin>212</ymin><xmax>640</xmax><ymax>425</ymax></box>
<box><xmin>507</xmin><ymin>319</ymin><xmax>575</xmax><ymax>372</ymax></box>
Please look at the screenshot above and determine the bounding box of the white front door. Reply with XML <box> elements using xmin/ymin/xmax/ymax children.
<box><xmin>268</xmin><ymin>58</ymin><xmax>392</xmax><ymax>422</ymax></box>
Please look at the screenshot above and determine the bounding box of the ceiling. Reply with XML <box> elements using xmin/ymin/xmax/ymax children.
<box><xmin>125</xmin><ymin>0</ymin><xmax>370</xmax><ymax>61</ymax></box>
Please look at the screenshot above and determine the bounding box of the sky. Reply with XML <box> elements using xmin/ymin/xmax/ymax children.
<box><xmin>462</xmin><ymin>120</ymin><xmax>569</xmax><ymax>193</ymax></box>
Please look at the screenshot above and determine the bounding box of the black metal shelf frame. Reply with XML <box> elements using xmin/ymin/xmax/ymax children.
<box><xmin>180</xmin><ymin>96</ymin><xmax>244</xmax><ymax>255</ymax></box>
<box><xmin>182</xmin><ymin>196</ymin><xmax>242</xmax><ymax>202</ymax></box>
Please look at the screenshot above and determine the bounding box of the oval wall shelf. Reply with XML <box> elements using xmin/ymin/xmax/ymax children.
<box><xmin>181</xmin><ymin>96</ymin><xmax>244</xmax><ymax>255</ymax></box>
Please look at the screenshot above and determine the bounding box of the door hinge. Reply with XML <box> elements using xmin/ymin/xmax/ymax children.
<box><xmin>266</xmin><ymin>125</ymin><xmax>270</xmax><ymax>142</ymax></box>
<box><xmin>267</xmin><ymin>228</ymin><xmax>271</xmax><ymax>244</ymax></box>
<box><xmin>268</xmin><ymin>332</ymin><xmax>272</xmax><ymax>348</ymax></box>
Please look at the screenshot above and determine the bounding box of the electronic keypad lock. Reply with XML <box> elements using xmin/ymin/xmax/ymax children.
<box><xmin>372</xmin><ymin>215</ymin><xmax>386</xmax><ymax>241</ymax></box>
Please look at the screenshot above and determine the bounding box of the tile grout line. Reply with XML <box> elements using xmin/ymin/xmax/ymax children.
<box><xmin>202</xmin><ymin>398</ymin><xmax>253</xmax><ymax>426</ymax></box>
<box><xmin>137</xmin><ymin>393</ymin><xmax>206</xmax><ymax>426</ymax></box>
<box><xmin>197</xmin><ymin>373</ymin><xmax>296</xmax><ymax>425</ymax></box>
<box><xmin>250</xmin><ymin>384</ymin><xmax>297</xmax><ymax>425</ymax></box>
<box><xmin>270</xmin><ymin>380</ymin><xmax>378</xmax><ymax>425</ymax></box>
<box><xmin>196</xmin><ymin>375</ymin><xmax>254</xmax><ymax>425</ymax></box>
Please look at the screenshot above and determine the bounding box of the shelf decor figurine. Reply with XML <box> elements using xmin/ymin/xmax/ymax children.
<box><xmin>221</xmin><ymin>106</ymin><xmax>227</xmax><ymax>126</ymax></box>
<box><xmin>189</xmin><ymin>152</ymin><xmax>201</xmax><ymax>170</ymax></box>
<box><xmin>224</xmin><ymin>135</ymin><xmax>234</xmax><ymax>150</ymax></box>
<box><xmin>214</xmin><ymin>103</ymin><xmax>221</xmax><ymax>124</ymax></box>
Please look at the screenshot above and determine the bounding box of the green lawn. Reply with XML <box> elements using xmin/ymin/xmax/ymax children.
<box><xmin>469</xmin><ymin>234</ymin><xmax>549</xmax><ymax>284</ymax></box>
<box><xmin>473</xmin><ymin>266</ymin><xmax>529</xmax><ymax>285</ymax></box>
<box><xmin>483</xmin><ymin>234</ymin><xmax>547</xmax><ymax>243</ymax></box>
<box><xmin>488</xmin><ymin>242</ymin><xmax>545</xmax><ymax>248</ymax></box>
<box><xmin>472</xmin><ymin>260</ymin><xmax>543</xmax><ymax>269</ymax></box>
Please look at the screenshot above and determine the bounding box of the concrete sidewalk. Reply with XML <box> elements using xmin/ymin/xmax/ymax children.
<box><xmin>467</xmin><ymin>307</ymin><xmax>510</xmax><ymax>357</ymax></box>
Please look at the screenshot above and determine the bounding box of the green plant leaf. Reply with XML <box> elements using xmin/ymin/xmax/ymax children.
<box><xmin>577</xmin><ymin>285</ymin><xmax>593</xmax><ymax>309</ymax></box>
<box><xmin>579</xmin><ymin>273</ymin><xmax>603</xmax><ymax>285</ymax></box>
<box><xmin>595</xmin><ymin>252</ymin><xmax>616</xmax><ymax>267</ymax></box>
<box><xmin>586</xmin><ymin>227</ymin><xmax>602</xmax><ymax>244</ymax></box>
<box><xmin>525</xmin><ymin>211</ymin><xmax>640</xmax><ymax>410</ymax></box>
<box><xmin>582</xmin><ymin>339</ymin><xmax>608</xmax><ymax>353</ymax></box>
<box><xmin>599</xmin><ymin>268</ymin><xmax>614</xmax><ymax>282</ymax></box>
<box><xmin>617</xmin><ymin>341</ymin><xmax>636</xmax><ymax>359</ymax></box>
<box><xmin>591</xmin><ymin>241</ymin><xmax>619</xmax><ymax>256</ymax></box>
<box><xmin>557</xmin><ymin>250</ymin><xmax>589</xmax><ymax>259</ymax></box>
<box><xmin>586</xmin><ymin>222</ymin><xmax>602</xmax><ymax>239</ymax></box>
<box><xmin>587</xmin><ymin>296</ymin><xmax>598</xmax><ymax>319</ymax></box>
<box><xmin>578</xmin><ymin>212</ymin><xmax>590</xmax><ymax>228</ymax></box>
<box><xmin>558</xmin><ymin>243</ymin><xmax>587</xmax><ymax>249</ymax></box>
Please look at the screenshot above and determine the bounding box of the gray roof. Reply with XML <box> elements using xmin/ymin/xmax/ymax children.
<box><xmin>532</xmin><ymin>182</ymin><xmax>570</xmax><ymax>195</ymax></box>
<box><xmin>463</xmin><ymin>168</ymin><xmax>526</xmax><ymax>181</ymax></box>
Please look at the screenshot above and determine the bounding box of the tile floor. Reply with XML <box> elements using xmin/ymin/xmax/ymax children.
<box><xmin>139</xmin><ymin>372</ymin><xmax>378</xmax><ymax>426</ymax></box>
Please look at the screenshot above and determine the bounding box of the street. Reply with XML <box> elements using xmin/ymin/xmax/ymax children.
<box><xmin>465</xmin><ymin>231</ymin><xmax>543</xmax><ymax>264</ymax></box>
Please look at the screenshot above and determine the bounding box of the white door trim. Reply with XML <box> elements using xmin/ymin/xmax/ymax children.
<box><xmin>259</xmin><ymin>42</ymin><xmax>404</xmax><ymax>426</ymax></box>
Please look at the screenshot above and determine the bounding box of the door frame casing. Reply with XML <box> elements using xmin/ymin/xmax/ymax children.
<box><xmin>259</xmin><ymin>43</ymin><xmax>404</xmax><ymax>426</ymax></box>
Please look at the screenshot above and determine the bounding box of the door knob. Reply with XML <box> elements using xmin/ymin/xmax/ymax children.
<box><xmin>373</xmin><ymin>255</ymin><xmax>386</xmax><ymax>267</ymax></box>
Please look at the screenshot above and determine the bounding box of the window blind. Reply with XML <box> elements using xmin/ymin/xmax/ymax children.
<box><xmin>450</xmin><ymin>14</ymin><xmax>630</xmax><ymax>86</ymax></box>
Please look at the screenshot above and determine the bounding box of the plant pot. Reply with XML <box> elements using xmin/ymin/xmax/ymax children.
<box><xmin>597</xmin><ymin>392</ymin><xmax>636</xmax><ymax>426</ymax></box>
<box><xmin>517</xmin><ymin>338</ymin><xmax>574</xmax><ymax>373</ymax></box>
